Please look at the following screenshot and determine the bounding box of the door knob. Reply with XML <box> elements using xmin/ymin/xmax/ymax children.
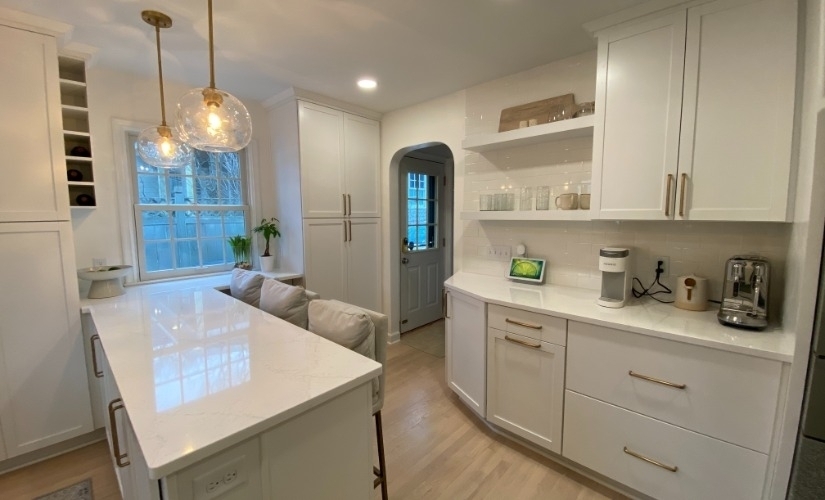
<box><xmin>401</xmin><ymin>257</ymin><xmax>409</xmax><ymax>264</ymax></box>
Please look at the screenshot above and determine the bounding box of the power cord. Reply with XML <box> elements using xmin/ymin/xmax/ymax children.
<box><xmin>632</xmin><ymin>262</ymin><xmax>674</xmax><ymax>304</ymax></box>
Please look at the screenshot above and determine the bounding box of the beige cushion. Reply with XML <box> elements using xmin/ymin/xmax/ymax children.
<box><xmin>259</xmin><ymin>279</ymin><xmax>309</xmax><ymax>328</ymax></box>
<box><xmin>229</xmin><ymin>269</ymin><xmax>264</xmax><ymax>308</ymax></box>
<box><xmin>308</xmin><ymin>300</ymin><xmax>377</xmax><ymax>400</ymax></box>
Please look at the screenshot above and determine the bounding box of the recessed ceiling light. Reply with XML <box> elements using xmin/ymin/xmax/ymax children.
<box><xmin>358</xmin><ymin>78</ymin><xmax>377</xmax><ymax>90</ymax></box>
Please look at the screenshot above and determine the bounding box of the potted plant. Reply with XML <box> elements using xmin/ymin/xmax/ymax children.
<box><xmin>227</xmin><ymin>235</ymin><xmax>252</xmax><ymax>270</ymax></box>
<box><xmin>253</xmin><ymin>217</ymin><xmax>281</xmax><ymax>272</ymax></box>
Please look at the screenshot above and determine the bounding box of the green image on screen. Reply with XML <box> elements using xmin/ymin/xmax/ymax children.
<box><xmin>510</xmin><ymin>259</ymin><xmax>544</xmax><ymax>280</ymax></box>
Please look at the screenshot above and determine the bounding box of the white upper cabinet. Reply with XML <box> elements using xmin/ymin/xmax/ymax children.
<box><xmin>343</xmin><ymin>114</ymin><xmax>381</xmax><ymax>218</ymax></box>
<box><xmin>677</xmin><ymin>0</ymin><xmax>797</xmax><ymax>221</ymax></box>
<box><xmin>298</xmin><ymin>101</ymin><xmax>380</xmax><ymax>219</ymax></box>
<box><xmin>592</xmin><ymin>0</ymin><xmax>797</xmax><ymax>221</ymax></box>
<box><xmin>298</xmin><ymin>102</ymin><xmax>346</xmax><ymax>219</ymax></box>
<box><xmin>0</xmin><ymin>25</ymin><xmax>68</xmax><ymax>222</ymax></box>
<box><xmin>592</xmin><ymin>11</ymin><xmax>687</xmax><ymax>220</ymax></box>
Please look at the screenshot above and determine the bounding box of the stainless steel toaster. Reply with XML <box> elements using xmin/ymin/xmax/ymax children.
<box><xmin>717</xmin><ymin>255</ymin><xmax>770</xmax><ymax>330</ymax></box>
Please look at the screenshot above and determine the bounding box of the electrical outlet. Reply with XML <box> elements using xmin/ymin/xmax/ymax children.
<box><xmin>193</xmin><ymin>458</ymin><xmax>245</xmax><ymax>499</ymax></box>
<box><xmin>654</xmin><ymin>255</ymin><xmax>670</xmax><ymax>276</ymax></box>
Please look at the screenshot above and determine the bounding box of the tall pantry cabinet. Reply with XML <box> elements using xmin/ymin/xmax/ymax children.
<box><xmin>270</xmin><ymin>98</ymin><xmax>382</xmax><ymax>312</ymax></box>
<box><xmin>0</xmin><ymin>21</ymin><xmax>93</xmax><ymax>459</ymax></box>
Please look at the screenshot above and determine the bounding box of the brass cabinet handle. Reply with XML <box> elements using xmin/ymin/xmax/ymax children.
<box><xmin>343</xmin><ymin>221</ymin><xmax>347</xmax><ymax>242</ymax></box>
<box><xmin>90</xmin><ymin>334</ymin><xmax>103</xmax><ymax>378</ymax></box>
<box><xmin>679</xmin><ymin>173</ymin><xmax>687</xmax><ymax>217</ymax></box>
<box><xmin>504</xmin><ymin>335</ymin><xmax>541</xmax><ymax>349</ymax></box>
<box><xmin>623</xmin><ymin>446</ymin><xmax>678</xmax><ymax>472</ymax></box>
<box><xmin>665</xmin><ymin>174</ymin><xmax>674</xmax><ymax>217</ymax></box>
<box><xmin>348</xmin><ymin>220</ymin><xmax>352</xmax><ymax>242</ymax></box>
<box><xmin>342</xmin><ymin>194</ymin><xmax>347</xmax><ymax>216</ymax></box>
<box><xmin>442</xmin><ymin>289</ymin><xmax>447</xmax><ymax>317</ymax></box>
<box><xmin>505</xmin><ymin>318</ymin><xmax>543</xmax><ymax>330</ymax></box>
<box><xmin>445</xmin><ymin>291</ymin><xmax>451</xmax><ymax>319</ymax></box>
<box><xmin>107</xmin><ymin>398</ymin><xmax>130</xmax><ymax>468</ymax></box>
<box><xmin>347</xmin><ymin>194</ymin><xmax>352</xmax><ymax>216</ymax></box>
<box><xmin>629</xmin><ymin>370</ymin><xmax>687</xmax><ymax>390</ymax></box>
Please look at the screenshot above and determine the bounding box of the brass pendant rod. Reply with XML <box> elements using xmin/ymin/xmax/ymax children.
<box><xmin>155</xmin><ymin>25</ymin><xmax>167</xmax><ymax>127</ymax></box>
<box><xmin>208</xmin><ymin>0</ymin><xmax>216</xmax><ymax>89</ymax></box>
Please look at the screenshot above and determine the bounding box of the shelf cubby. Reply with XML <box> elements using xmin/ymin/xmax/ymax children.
<box><xmin>58</xmin><ymin>56</ymin><xmax>96</xmax><ymax>208</ymax></box>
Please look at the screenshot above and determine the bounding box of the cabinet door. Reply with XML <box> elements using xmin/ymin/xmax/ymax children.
<box><xmin>445</xmin><ymin>290</ymin><xmax>486</xmax><ymax>417</ymax></box>
<box><xmin>123</xmin><ymin>413</ymin><xmax>161</xmax><ymax>500</ymax></box>
<box><xmin>303</xmin><ymin>218</ymin><xmax>347</xmax><ymax>302</ymax></box>
<box><xmin>592</xmin><ymin>12</ymin><xmax>686</xmax><ymax>220</ymax></box>
<box><xmin>81</xmin><ymin>313</ymin><xmax>106</xmax><ymax>430</ymax></box>
<box><xmin>346</xmin><ymin>218</ymin><xmax>382</xmax><ymax>312</ymax></box>
<box><xmin>487</xmin><ymin>329</ymin><xmax>565</xmax><ymax>453</ymax></box>
<box><xmin>343</xmin><ymin>113</ymin><xmax>381</xmax><ymax>218</ymax></box>
<box><xmin>298</xmin><ymin>101</ymin><xmax>346</xmax><ymax>218</ymax></box>
<box><xmin>0</xmin><ymin>222</ymin><xmax>92</xmax><ymax>457</ymax></box>
<box><xmin>0</xmin><ymin>26</ymin><xmax>67</xmax><ymax>222</ymax></box>
<box><xmin>677</xmin><ymin>0</ymin><xmax>796</xmax><ymax>221</ymax></box>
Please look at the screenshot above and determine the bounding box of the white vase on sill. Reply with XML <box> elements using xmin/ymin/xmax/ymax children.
<box><xmin>260</xmin><ymin>255</ymin><xmax>277</xmax><ymax>272</ymax></box>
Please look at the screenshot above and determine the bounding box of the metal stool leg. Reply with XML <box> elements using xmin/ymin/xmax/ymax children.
<box><xmin>373</xmin><ymin>411</ymin><xmax>388</xmax><ymax>499</ymax></box>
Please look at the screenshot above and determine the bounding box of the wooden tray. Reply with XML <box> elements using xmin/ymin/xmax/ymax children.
<box><xmin>498</xmin><ymin>94</ymin><xmax>576</xmax><ymax>132</ymax></box>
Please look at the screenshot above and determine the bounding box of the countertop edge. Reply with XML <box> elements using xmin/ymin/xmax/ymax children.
<box><xmin>445</xmin><ymin>276</ymin><xmax>794</xmax><ymax>363</ymax></box>
<box><xmin>144</xmin><ymin>368</ymin><xmax>381</xmax><ymax>479</ymax></box>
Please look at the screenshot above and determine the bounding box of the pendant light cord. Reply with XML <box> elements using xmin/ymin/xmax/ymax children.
<box><xmin>155</xmin><ymin>25</ymin><xmax>167</xmax><ymax>127</ymax></box>
<box><xmin>208</xmin><ymin>0</ymin><xmax>216</xmax><ymax>89</ymax></box>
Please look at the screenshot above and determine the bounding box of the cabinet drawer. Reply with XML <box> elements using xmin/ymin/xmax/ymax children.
<box><xmin>486</xmin><ymin>329</ymin><xmax>565</xmax><ymax>453</ymax></box>
<box><xmin>566</xmin><ymin>321</ymin><xmax>781</xmax><ymax>453</ymax></box>
<box><xmin>563</xmin><ymin>391</ymin><xmax>768</xmax><ymax>500</ymax></box>
<box><xmin>488</xmin><ymin>304</ymin><xmax>566</xmax><ymax>345</ymax></box>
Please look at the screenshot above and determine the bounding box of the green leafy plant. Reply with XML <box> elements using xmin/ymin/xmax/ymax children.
<box><xmin>227</xmin><ymin>235</ymin><xmax>252</xmax><ymax>269</ymax></box>
<box><xmin>252</xmin><ymin>218</ymin><xmax>281</xmax><ymax>257</ymax></box>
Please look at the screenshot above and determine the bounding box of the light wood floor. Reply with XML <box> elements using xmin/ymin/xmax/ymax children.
<box><xmin>0</xmin><ymin>342</ymin><xmax>625</xmax><ymax>500</ymax></box>
<box><xmin>0</xmin><ymin>440</ymin><xmax>120</xmax><ymax>499</ymax></box>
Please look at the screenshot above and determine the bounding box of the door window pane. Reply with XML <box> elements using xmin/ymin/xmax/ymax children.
<box><xmin>405</xmin><ymin>171</ymin><xmax>437</xmax><ymax>251</ymax></box>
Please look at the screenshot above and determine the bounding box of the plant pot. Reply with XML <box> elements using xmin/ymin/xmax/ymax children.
<box><xmin>260</xmin><ymin>255</ymin><xmax>277</xmax><ymax>272</ymax></box>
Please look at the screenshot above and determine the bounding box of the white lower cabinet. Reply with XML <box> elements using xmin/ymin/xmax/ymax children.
<box><xmin>486</xmin><ymin>328</ymin><xmax>565</xmax><ymax>453</ymax></box>
<box><xmin>445</xmin><ymin>290</ymin><xmax>487</xmax><ymax>417</ymax></box>
<box><xmin>563</xmin><ymin>391</ymin><xmax>768</xmax><ymax>500</ymax></box>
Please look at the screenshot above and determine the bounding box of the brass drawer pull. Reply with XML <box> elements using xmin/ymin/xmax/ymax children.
<box><xmin>108</xmin><ymin>398</ymin><xmax>130</xmax><ymax>468</ymax></box>
<box><xmin>505</xmin><ymin>335</ymin><xmax>541</xmax><ymax>349</ymax></box>
<box><xmin>623</xmin><ymin>446</ymin><xmax>678</xmax><ymax>472</ymax></box>
<box><xmin>665</xmin><ymin>174</ymin><xmax>674</xmax><ymax>217</ymax></box>
<box><xmin>629</xmin><ymin>370</ymin><xmax>687</xmax><ymax>390</ymax></box>
<box><xmin>90</xmin><ymin>334</ymin><xmax>103</xmax><ymax>378</ymax></box>
<box><xmin>504</xmin><ymin>318</ymin><xmax>543</xmax><ymax>330</ymax></box>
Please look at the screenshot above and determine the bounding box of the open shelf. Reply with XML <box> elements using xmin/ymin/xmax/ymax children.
<box><xmin>462</xmin><ymin>115</ymin><xmax>595</xmax><ymax>153</ymax></box>
<box><xmin>461</xmin><ymin>210</ymin><xmax>591</xmax><ymax>221</ymax></box>
<box><xmin>59</xmin><ymin>55</ymin><xmax>96</xmax><ymax>211</ymax></box>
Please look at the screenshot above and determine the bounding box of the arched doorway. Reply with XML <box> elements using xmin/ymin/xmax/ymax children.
<box><xmin>388</xmin><ymin>143</ymin><xmax>454</xmax><ymax>344</ymax></box>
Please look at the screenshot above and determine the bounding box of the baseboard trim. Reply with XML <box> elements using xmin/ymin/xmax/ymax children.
<box><xmin>0</xmin><ymin>428</ymin><xmax>106</xmax><ymax>476</ymax></box>
<box><xmin>387</xmin><ymin>331</ymin><xmax>400</xmax><ymax>344</ymax></box>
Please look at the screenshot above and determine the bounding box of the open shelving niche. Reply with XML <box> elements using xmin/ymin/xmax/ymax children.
<box><xmin>461</xmin><ymin>115</ymin><xmax>595</xmax><ymax>222</ymax></box>
<box><xmin>58</xmin><ymin>55</ymin><xmax>96</xmax><ymax>209</ymax></box>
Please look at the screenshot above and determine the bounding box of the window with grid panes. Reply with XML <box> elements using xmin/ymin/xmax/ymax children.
<box><xmin>129</xmin><ymin>132</ymin><xmax>250</xmax><ymax>281</ymax></box>
<box><xmin>405</xmin><ymin>172</ymin><xmax>437</xmax><ymax>251</ymax></box>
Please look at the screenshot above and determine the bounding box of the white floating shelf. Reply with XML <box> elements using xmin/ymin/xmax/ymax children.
<box><xmin>462</xmin><ymin>115</ymin><xmax>595</xmax><ymax>152</ymax></box>
<box><xmin>461</xmin><ymin>210</ymin><xmax>591</xmax><ymax>221</ymax></box>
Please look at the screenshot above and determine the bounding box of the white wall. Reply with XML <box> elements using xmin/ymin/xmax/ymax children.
<box><xmin>380</xmin><ymin>91</ymin><xmax>465</xmax><ymax>337</ymax></box>
<box><xmin>73</xmin><ymin>67</ymin><xmax>274</xmax><ymax>281</ymax></box>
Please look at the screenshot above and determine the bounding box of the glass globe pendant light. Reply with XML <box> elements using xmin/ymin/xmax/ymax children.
<box><xmin>176</xmin><ymin>0</ymin><xmax>252</xmax><ymax>152</ymax></box>
<box><xmin>136</xmin><ymin>11</ymin><xmax>193</xmax><ymax>169</ymax></box>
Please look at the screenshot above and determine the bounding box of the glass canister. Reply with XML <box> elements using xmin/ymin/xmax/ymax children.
<box><xmin>536</xmin><ymin>186</ymin><xmax>551</xmax><ymax>210</ymax></box>
<box><xmin>579</xmin><ymin>181</ymin><xmax>592</xmax><ymax>210</ymax></box>
<box><xmin>479</xmin><ymin>193</ymin><xmax>493</xmax><ymax>211</ymax></box>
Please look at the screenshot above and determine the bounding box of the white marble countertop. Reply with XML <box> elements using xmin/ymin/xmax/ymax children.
<box><xmin>445</xmin><ymin>272</ymin><xmax>795</xmax><ymax>362</ymax></box>
<box><xmin>81</xmin><ymin>274</ymin><xmax>382</xmax><ymax>479</ymax></box>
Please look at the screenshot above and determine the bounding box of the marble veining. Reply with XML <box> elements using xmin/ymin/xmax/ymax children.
<box><xmin>82</xmin><ymin>274</ymin><xmax>382</xmax><ymax>479</ymax></box>
<box><xmin>445</xmin><ymin>272</ymin><xmax>795</xmax><ymax>362</ymax></box>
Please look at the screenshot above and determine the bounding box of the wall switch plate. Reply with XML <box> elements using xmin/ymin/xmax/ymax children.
<box><xmin>484</xmin><ymin>245</ymin><xmax>511</xmax><ymax>260</ymax></box>
<box><xmin>653</xmin><ymin>255</ymin><xmax>670</xmax><ymax>276</ymax></box>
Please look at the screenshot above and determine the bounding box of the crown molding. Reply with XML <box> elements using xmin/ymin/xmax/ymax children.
<box><xmin>263</xmin><ymin>87</ymin><xmax>382</xmax><ymax>121</ymax></box>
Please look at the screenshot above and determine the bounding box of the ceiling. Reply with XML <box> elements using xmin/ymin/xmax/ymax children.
<box><xmin>0</xmin><ymin>0</ymin><xmax>649</xmax><ymax>113</ymax></box>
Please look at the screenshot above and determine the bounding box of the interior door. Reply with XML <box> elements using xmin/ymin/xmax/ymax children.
<box><xmin>399</xmin><ymin>157</ymin><xmax>444</xmax><ymax>333</ymax></box>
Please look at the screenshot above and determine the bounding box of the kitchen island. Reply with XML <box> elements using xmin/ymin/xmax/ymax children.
<box><xmin>81</xmin><ymin>274</ymin><xmax>382</xmax><ymax>499</ymax></box>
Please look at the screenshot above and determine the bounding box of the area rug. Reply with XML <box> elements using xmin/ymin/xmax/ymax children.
<box><xmin>34</xmin><ymin>478</ymin><xmax>93</xmax><ymax>500</ymax></box>
<box><xmin>400</xmin><ymin>319</ymin><xmax>445</xmax><ymax>358</ymax></box>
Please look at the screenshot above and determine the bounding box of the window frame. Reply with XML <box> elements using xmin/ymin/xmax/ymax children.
<box><xmin>113</xmin><ymin>120</ymin><xmax>261</xmax><ymax>284</ymax></box>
